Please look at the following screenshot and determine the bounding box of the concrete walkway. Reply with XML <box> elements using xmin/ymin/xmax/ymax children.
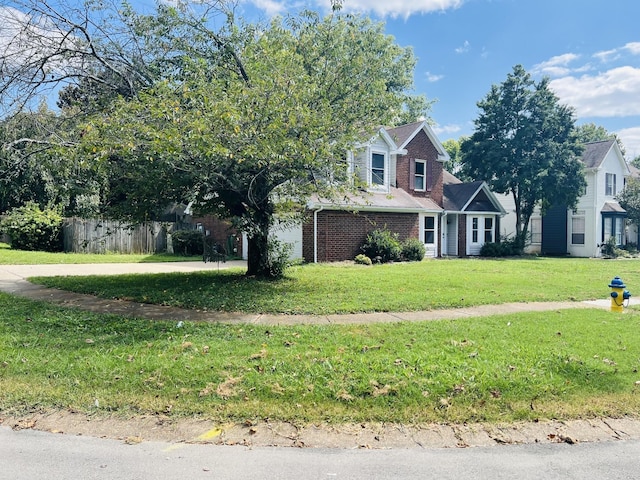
<box><xmin>0</xmin><ymin>261</ymin><xmax>633</xmax><ymax>324</ymax></box>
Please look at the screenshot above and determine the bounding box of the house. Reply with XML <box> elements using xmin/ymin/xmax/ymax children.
<box><xmin>501</xmin><ymin>139</ymin><xmax>631</xmax><ymax>257</ymax></box>
<box><xmin>272</xmin><ymin>121</ymin><xmax>506</xmax><ymax>262</ymax></box>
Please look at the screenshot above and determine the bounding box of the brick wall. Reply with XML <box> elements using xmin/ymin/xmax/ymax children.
<box><xmin>396</xmin><ymin>130</ymin><xmax>444</xmax><ymax>205</ymax></box>
<box><xmin>458</xmin><ymin>215</ymin><xmax>467</xmax><ymax>257</ymax></box>
<box><xmin>303</xmin><ymin>210</ymin><xmax>419</xmax><ymax>262</ymax></box>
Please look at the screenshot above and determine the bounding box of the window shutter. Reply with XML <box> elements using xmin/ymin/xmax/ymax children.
<box><xmin>409</xmin><ymin>159</ymin><xmax>415</xmax><ymax>191</ymax></box>
<box><xmin>426</xmin><ymin>162</ymin><xmax>433</xmax><ymax>191</ymax></box>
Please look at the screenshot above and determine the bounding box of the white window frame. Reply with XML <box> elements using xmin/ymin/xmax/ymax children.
<box><xmin>370</xmin><ymin>151</ymin><xmax>386</xmax><ymax>188</ymax></box>
<box><xmin>414</xmin><ymin>159</ymin><xmax>426</xmax><ymax>191</ymax></box>
<box><xmin>483</xmin><ymin>217</ymin><xmax>494</xmax><ymax>243</ymax></box>
<box><xmin>571</xmin><ymin>211</ymin><xmax>585</xmax><ymax>245</ymax></box>
<box><xmin>605</xmin><ymin>173</ymin><xmax>617</xmax><ymax>196</ymax></box>
<box><xmin>423</xmin><ymin>215</ymin><xmax>436</xmax><ymax>245</ymax></box>
<box><xmin>530</xmin><ymin>217</ymin><xmax>542</xmax><ymax>244</ymax></box>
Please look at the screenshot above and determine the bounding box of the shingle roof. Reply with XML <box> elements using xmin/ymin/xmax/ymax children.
<box><xmin>385</xmin><ymin>121</ymin><xmax>424</xmax><ymax>148</ymax></box>
<box><xmin>443</xmin><ymin>181</ymin><xmax>482</xmax><ymax>211</ymax></box>
<box><xmin>311</xmin><ymin>187</ymin><xmax>442</xmax><ymax>212</ymax></box>
<box><xmin>602</xmin><ymin>202</ymin><xmax>626</xmax><ymax>213</ymax></box>
<box><xmin>581</xmin><ymin>140</ymin><xmax>615</xmax><ymax>169</ymax></box>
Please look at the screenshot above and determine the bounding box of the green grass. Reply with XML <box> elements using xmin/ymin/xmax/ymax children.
<box><xmin>0</xmin><ymin>242</ymin><xmax>200</xmax><ymax>264</ymax></box>
<box><xmin>1</xmin><ymin>292</ymin><xmax>639</xmax><ymax>424</ymax></box>
<box><xmin>32</xmin><ymin>257</ymin><xmax>640</xmax><ymax>314</ymax></box>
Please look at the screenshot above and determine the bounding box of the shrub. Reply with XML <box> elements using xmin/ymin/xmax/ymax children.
<box><xmin>401</xmin><ymin>238</ymin><xmax>426</xmax><ymax>261</ymax></box>
<box><xmin>354</xmin><ymin>253</ymin><xmax>372</xmax><ymax>265</ymax></box>
<box><xmin>361</xmin><ymin>229</ymin><xmax>402</xmax><ymax>263</ymax></box>
<box><xmin>0</xmin><ymin>202</ymin><xmax>63</xmax><ymax>252</ymax></box>
<box><xmin>479</xmin><ymin>237</ymin><xmax>522</xmax><ymax>257</ymax></box>
<box><xmin>171</xmin><ymin>229</ymin><xmax>205</xmax><ymax>255</ymax></box>
<box><xmin>600</xmin><ymin>237</ymin><xmax>624</xmax><ymax>258</ymax></box>
<box><xmin>265</xmin><ymin>238</ymin><xmax>293</xmax><ymax>278</ymax></box>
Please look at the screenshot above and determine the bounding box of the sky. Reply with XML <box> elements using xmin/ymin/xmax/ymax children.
<box><xmin>233</xmin><ymin>0</ymin><xmax>640</xmax><ymax>159</ymax></box>
<box><xmin>5</xmin><ymin>0</ymin><xmax>640</xmax><ymax>159</ymax></box>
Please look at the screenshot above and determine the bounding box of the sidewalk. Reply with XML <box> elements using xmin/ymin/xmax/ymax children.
<box><xmin>0</xmin><ymin>261</ymin><xmax>632</xmax><ymax>324</ymax></box>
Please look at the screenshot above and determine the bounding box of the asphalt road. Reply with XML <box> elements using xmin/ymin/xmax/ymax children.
<box><xmin>3</xmin><ymin>426</ymin><xmax>640</xmax><ymax>480</ymax></box>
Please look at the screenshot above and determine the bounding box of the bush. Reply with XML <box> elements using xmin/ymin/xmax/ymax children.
<box><xmin>401</xmin><ymin>238</ymin><xmax>426</xmax><ymax>261</ymax></box>
<box><xmin>354</xmin><ymin>253</ymin><xmax>372</xmax><ymax>265</ymax></box>
<box><xmin>0</xmin><ymin>202</ymin><xmax>63</xmax><ymax>252</ymax></box>
<box><xmin>172</xmin><ymin>229</ymin><xmax>205</xmax><ymax>255</ymax></box>
<box><xmin>265</xmin><ymin>238</ymin><xmax>293</xmax><ymax>278</ymax></box>
<box><xmin>361</xmin><ymin>229</ymin><xmax>402</xmax><ymax>263</ymax></box>
<box><xmin>480</xmin><ymin>237</ymin><xmax>523</xmax><ymax>257</ymax></box>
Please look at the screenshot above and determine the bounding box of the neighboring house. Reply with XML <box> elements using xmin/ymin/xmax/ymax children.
<box><xmin>273</xmin><ymin>121</ymin><xmax>506</xmax><ymax>263</ymax></box>
<box><xmin>501</xmin><ymin>139</ymin><xmax>630</xmax><ymax>257</ymax></box>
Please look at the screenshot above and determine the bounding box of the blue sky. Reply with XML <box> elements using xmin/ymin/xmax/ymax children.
<box><xmin>236</xmin><ymin>0</ymin><xmax>640</xmax><ymax>159</ymax></box>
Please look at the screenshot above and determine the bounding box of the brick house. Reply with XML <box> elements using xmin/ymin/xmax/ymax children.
<box><xmin>273</xmin><ymin>121</ymin><xmax>506</xmax><ymax>262</ymax></box>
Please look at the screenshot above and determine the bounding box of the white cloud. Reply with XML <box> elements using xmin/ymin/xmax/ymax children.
<box><xmin>550</xmin><ymin>66</ymin><xmax>640</xmax><ymax>118</ymax></box>
<box><xmin>532</xmin><ymin>53</ymin><xmax>581</xmax><ymax>77</ymax></box>
<box><xmin>331</xmin><ymin>0</ymin><xmax>463</xmax><ymax>18</ymax></box>
<box><xmin>617</xmin><ymin>126</ymin><xmax>640</xmax><ymax>160</ymax></box>
<box><xmin>455</xmin><ymin>40</ymin><xmax>470</xmax><ymax>54</ymax></box>
<box><xmin>425</xmin><ymin>71</ymin><xmax>444</xmax><ymax>82</ymax></box>
<box><xmin>594</xmin><ymin>42</ymin><xmax>640</xmax><ymax>63</ymax></box>
<box><xmin>247</xmin><ymin>0</ymin><xmax>288</xmax><ymax>16</ymax></box>
<box><xmin>433</xmin><ymin>123</ymin><xmax>462</xmax><ymax>137</ymax></box>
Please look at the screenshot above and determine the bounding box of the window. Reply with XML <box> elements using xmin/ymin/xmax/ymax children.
<box><xmin>414</xmin><ymin>160</ymin><xmax>426</xmax><ymax>191</ymax></box>
<box><xmin>371</xmin><ymin>153</ymin><xmax>385</xmax><ymax>186</ymax></box>
<box><xmin>472</xmin><ymin>217</ymin><xmax>479</xmax><ymax>243</ymax></box>
<box><xmin>603</xmin><ymin>216</ymin><xmax>624</xmax><ymax>245</ymax></box>
<box><xmin>571</xmin><ymin>213</ymin><xmax>585</xmax><ymax>245</ymax></box>
<box><xmin>606</xmin><ymin>173</ymin><xmax>617</xmax><ymax>196</ymax></box>
<box><xmin>484</xmin><ymin>217</ymin><xmax>494</xmax><ymax>243</ymax></box>
<box><xmin>424</xmin><ymin>216</ymin><xmax>435</xmax><ymax>244</ymax></box>
<box><xmin>530</xmin><ymin>217</ymin><xmax>542</xmax><ymax>244</ymax></box>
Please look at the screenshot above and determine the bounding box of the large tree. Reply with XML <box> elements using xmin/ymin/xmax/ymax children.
<box><xmin>0</xmin><ymin>1</ymin><xmax>429</xmax><ymax>276</ymax></box>
<box><xmin>461</xmin><ymin>65</ymin><xmax>586</xmax><ymax>248</ymax></box>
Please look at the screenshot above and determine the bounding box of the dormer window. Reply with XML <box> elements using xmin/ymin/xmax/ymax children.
<box><xmin>371</xmin><ymin>152</ymin><xmax>386</xmax><ymax>186</ymax></box>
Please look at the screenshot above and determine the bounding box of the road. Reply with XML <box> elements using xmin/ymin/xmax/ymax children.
<box><xmin>2</xmin><ymin>426</ymin><xmax>640</xmax><ymax>480</ymax></box>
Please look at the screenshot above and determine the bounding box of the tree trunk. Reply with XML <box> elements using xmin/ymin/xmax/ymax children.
<box><xmin>245</xmin><ymin>205</ymin><xmax>273</xmax><ymax>278</ymax></box>
<box><xmin>246</xmin><ymin>229</ymin><xmax>270</xmax><ymax>277</ymax></box>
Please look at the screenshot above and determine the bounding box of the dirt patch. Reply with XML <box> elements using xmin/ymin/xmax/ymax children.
<box><xmin>3</xmin><ymin>410</ymin><xmax>640</xmax><ymax>449</ymax></box>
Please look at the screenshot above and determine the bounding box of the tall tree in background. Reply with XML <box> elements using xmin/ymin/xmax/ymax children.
<box><xmin>461</xmin><ymin>65</ymin><xmax>586</xmax><ymax>249</ymax></box>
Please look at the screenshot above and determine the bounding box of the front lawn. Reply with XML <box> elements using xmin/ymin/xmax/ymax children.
<box><xmin>1</xmin><ymin>293</ymin><xmax>639</xmax><ymax>424</ymax></box>
<box><xmin>0</xmin><ymin>242</ymin><xmax>199</xmax><ymax>264</ymax></box>
<box><xmin>32</xmin><ymin>257</ymin><xmax>640</xmax><ymax>314</ymax></box>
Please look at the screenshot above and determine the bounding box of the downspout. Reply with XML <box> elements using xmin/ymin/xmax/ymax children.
<box><xmin>314</xmin><ymin>206</ymin><xmax>324</xmax><ymax>264</ymax></box>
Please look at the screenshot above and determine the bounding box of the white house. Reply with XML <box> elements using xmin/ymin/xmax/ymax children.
<box><xmin>500</xmin><ymin>139</ymin><xmax>630</xmax><ymax>256</ymax></box>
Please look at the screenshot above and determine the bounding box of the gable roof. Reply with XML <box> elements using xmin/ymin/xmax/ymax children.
<box><xmin>443</xmin><ymin>181</ymin><xmax>506</xmax><ymax>214</ymax></box>
<box><xmin>385</xmin><ymin>121</ymin><xmax>451</xmax><ymax>162</ymax></box>
<box><xmin>582</xmin><ymin>140</ymin><xmax>616</xmax><ymax>169</ymax></box>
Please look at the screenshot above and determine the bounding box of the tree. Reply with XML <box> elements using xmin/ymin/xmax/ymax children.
<box><xmin>441</xmin><ymin>137</ymin><xmax>471</xmax><ymax>180</ymax></box>
<box><xmin>0</xmin><ymin>1</ymin><xmax>428</xmax><ymax>277</ymax></box>
<box><xmin>574</xmin><ymin>122</ymin><xmax>626</xmax><ymax>156</ymax></box>
<box><xmin>461</xmin><ymin>65</ymin><xmax>586</xmax><ymax>249</ymax></box>
<box><xmin>73</xmin><ymin>6</ymin><xmax>428</xmax><ymax>277</ymax></box>
<box><xmin>617</xmin><ymin>177</ymin><xmax>640</xmax><ymax>228</ymax></box>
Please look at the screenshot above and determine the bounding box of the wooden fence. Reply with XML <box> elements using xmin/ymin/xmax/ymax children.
<box><xmin>63</xmin><ymin>218</ymin><xmax>168</xmax><ymax>254</ymax></box>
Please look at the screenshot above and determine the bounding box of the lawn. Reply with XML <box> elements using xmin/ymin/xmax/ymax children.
<box><xmin>1</xmin><ymin>292</ymin><xmax>639</xmax><ymax>424</ymax></box>
<box><xmin>3</xmin><ymin>252</ymin><xmax>640</xmax><ymax>425</ymax></box>
<box><xmin>0</xmin><ymin>242</ymin><xmax>198</xmax><ymax>264</ymax></box>
<box><xmin>32</xmin><ymin>257</ymin><xmax>640</xmax><ymax>314</ymax></box>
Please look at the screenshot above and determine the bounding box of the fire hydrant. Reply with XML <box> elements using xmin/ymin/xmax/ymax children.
<box><xmin>609</xmin><ymin>276</ymin><xmax>631</xmax><ymax>312</ymax></box>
